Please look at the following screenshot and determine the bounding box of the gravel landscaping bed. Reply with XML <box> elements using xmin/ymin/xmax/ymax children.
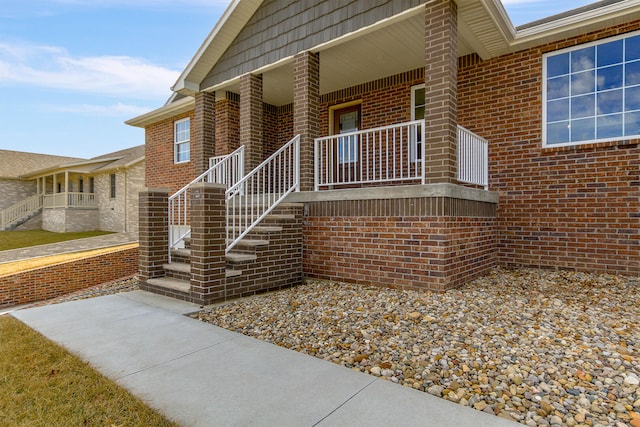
<box><xmin>194</xmin><ymin>267</ymin><xmax>640</xmax><ymax>427</ymax></box>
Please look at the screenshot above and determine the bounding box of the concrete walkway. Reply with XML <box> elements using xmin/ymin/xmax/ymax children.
<box><xmin>0</xmin><ymin>232</ymin><xmax>137</xmax><ymax>264</ymax></box>
<box><xmin>12</xmin><ymin>291</ymin><xmax>518</xmax><ymax>427</ymax></box>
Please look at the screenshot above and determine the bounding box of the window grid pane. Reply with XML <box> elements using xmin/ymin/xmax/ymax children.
<box><xmin>174</xmin><ymin>118</ymin><xmax>190</xmax><ymax>163</ymax></box>
<box><xmin>545</xmin><ymin>31</ymin><xmax>640</xmax><ymax>145</ymax></box>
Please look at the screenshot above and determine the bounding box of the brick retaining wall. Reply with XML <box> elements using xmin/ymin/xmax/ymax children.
<box><xmin>0</xmin><ymin>246</ymin><xmax>138</xmax><ymax>308</ymax></box>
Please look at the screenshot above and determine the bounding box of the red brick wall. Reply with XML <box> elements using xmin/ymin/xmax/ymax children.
<box><xmin>458</xmin><ymin>22</ymin><xmax>640</xmax><ymax>275</ymax></box>
<box><xmin>0</xmin><ymin>247</ymin><xmax>139</xmax><ymax>308</ymax></box>
<box><xmin>304</xmin><ymin>215</ymin><xmax>496</xmax><ymax>291</ymax></box>
<box><xmin>319</xmin><ymin>69</ymin><xmax>424</xmax><ymax>135</ymax></box>
<box><xmin>145</xmin><ymin>111</ymin><xmax>196</xmax><ymax>194</ymax></box>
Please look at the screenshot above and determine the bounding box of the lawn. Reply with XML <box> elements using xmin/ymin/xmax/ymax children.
<box><xmin>0</xmin><ymin>315</ymin><xmax>178</xmax><ymax>427</ymax></box>
<box><xmin>0</xmin><ymin>230</ymin><xmax>112</xmax><ymax>251</ymax></box>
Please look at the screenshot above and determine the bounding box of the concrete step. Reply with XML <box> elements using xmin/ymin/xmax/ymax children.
<box><xmin>228</xmin><ymin>214</ymin><xmax>296</xmax><ymax>221</ymax></box>
<box><xmin>171</xmin><ymin>248</ymin><xmax>191</xmax><ymax>258</ymax></box>
<box><xmin>147</xmin><ymin>277</ymin><xmax>190</xmax><ymax>293</ymax></box>
<box><xmin>163</xmin><ymin>262</ymin><xmax>191</xmax><ymax>274</ymax></box>
<box><xmin>226</xmin><ymin>269</ymin><xmax>242</xmax><ymax>278</ymax></box>
<box><xmin>229</xmin><ymin>225</ymin><xmax>282</xmax><ymax>233</ymax></box>
<box><xmin>226</xmin><ymin>252</ymin><xmax>257</xmax><ymax>263</ymax></box>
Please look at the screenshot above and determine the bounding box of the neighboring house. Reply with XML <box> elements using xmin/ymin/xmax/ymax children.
<box><xmin>0</xmin><ymin>151</ymin><xmax>83</xmax><ymax>213</ymax></box>
<box><xmin>0</xmin><ymin>145</ymin><xmax>145</xmax><ymax>233</ymax></box>
<box><xmin>127</xmin><ymin>0</ymin><xmax>639</xmax><ymax>305</ymax></box>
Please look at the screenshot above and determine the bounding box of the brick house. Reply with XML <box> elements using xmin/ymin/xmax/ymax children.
<box><xmin>0</xmin><ymin>145</ymin><xmax>145</xmax><ymax>233</ymax></box>
<box><xmin>127</xmin><ymin>0</ymin><xmax>639</xmax><ymax>305</ymax></box>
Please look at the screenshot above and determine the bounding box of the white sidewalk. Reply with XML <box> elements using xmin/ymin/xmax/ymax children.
<box><xmin>12</xmin><ymin>291</ymin><xmax>518</xmax><ymax>427</ymax></box>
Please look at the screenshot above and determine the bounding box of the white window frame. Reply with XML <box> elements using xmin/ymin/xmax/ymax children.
<box><xmin>411</xmin><ymin>84</ymin><xmax>425</xmax><ymax>161</ymax></box>
<box><xmin>543</xmin><ymin>30</ymin><xmax>640</xmax><ymax>148</ymax></box>
<box><xmin>174</xmin><ymin>118</ymin><xmax>191</xmax><ymax>164</ymax></box>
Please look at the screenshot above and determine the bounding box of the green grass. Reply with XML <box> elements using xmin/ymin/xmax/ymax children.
<box><xmin>0</xmin><ymin>230</ymin><xmax>113</xmax><ymax>251</ymax></box>
<box><xmin>0</xmin><ymin>315</ymin><xmax>178</xmax><ymax>427</ymax></box>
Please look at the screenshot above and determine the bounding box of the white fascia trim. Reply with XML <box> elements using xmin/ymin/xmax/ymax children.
<box><xmin>511</xmin><ymin>0</ymin><xmax>640</xmax><ymax>49</ymax></box>
<box><xmin>125</xmin><ymin>96</ymin><xmax>195</xmax><ymax>128</ymax></box>
<box><xmin>172</xmin><ymin>0</ymin><xmax>263</xmax><ymax>95</ymax></box>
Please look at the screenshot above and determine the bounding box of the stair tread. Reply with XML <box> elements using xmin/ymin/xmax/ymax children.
<box><xmin>228</xmin><ymin>214</ymin><xmax>296</xmax><ymax>220</ymax></box>
<box><xmin>163</xmin><ymin>262</ymin><xmax>191</xmax><ymax>273</ymax></box>
<box><xmin>226</xmin><ymin>253</ymin><xmax>257</xmax><ymax>262</ymax></box>
<box><xmin>226</xmin><ymin>269</ymin><xmax>242</xmax><ymax>278</ymax></box>
<box><xmin>229</xmin><ymin>225</ymin><xmax>282</xmax><ymax>233</ymax></box>
<box><xmin>171</xmin><ymin>248</ymin><xmax>191</xmax><ymax>257</ymax></box>
<box><xmin>146</xmin><ymin>277</ymin><xmax>190</xmax><ymax>293</ymax></box>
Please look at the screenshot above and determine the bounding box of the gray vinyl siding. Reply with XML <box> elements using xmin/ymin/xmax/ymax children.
<box><xmin>202</xmin><ymin>0</ymin><xmax>425</xmax><ymax>88</ymax></box>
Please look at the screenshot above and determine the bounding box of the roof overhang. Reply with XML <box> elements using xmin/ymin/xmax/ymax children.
<box><xmin>125</xmin><ymin>96</ymin><xmax>195</xmax><ymax>128</ymax></box>
<box><xmin>128</xmin><ymin>0</ymin><xmax>640</xmax><ymax>124</ymax></box>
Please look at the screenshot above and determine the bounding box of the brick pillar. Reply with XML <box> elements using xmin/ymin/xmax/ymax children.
<box><xmin>189</xmin><ymin>183</ymin><xmax>226</xmax><ymax>305</ymax></box>
<box><xmin>240</xmin><ymin>74</ymin><xmax>263</xmax><ymax>171</ymax></box>
<box><xmin>193</xmin><ymin>91</ymin><xmax>216</xmax><ymax>175</ymax></box>
<box><xmin>293</xmin><ymin>51</ymin><xmax>320</xmax><ymax>192</ymax></box>
<box><xmin>215</xmin><ymin>92</ymin><xmax>240</xmax><ymax>156</ymax></box>
<box><xmin>424</xmin><ymin>0</ymin><xmax>458</xmax><ymax>184</ymax></box>
<box><xmin>138</xmin><ymin>189</ymin><xmax>169</xmax><ymax>282</ymax></box>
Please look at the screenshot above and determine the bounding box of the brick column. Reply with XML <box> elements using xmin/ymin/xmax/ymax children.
<box><xmin>138</xmin><ymin>189</ymin><xmax>169</xmax><ymax>282</ymax></box>
<box><xmin>424</xmin><ymin>0</ymin><xmax>458</xmax><ymax>184</ymax></box>
<box><xmin>240</xmin><ymin>74</ymin><xmax>263</xmax><ymax>171</ymax></box>
<box><xmin>189</xmin><ymin>183</ymin><xmax>226</xmax><ymax>305</ymax></box>
<box><xmin>293</xmin><ymin>51</ymin><xmax>319</xmax><ymax>192</ymax></box>
<box><xmin>193</xmin><ymin>91</ymin><xmax>216</xmax><ymax>175</ymax></box>
<box><xmin>215</xmin><ymin>92</ymin><xmax>240</xmax><ymax>156</ymax></box>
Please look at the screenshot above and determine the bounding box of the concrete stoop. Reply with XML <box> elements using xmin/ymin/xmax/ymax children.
<box><xmin>142</xmin><ymin>203</ymin><xmax>303</xmax><ymax>305</ymax></box>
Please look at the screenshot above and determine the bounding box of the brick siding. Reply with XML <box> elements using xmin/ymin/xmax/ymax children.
<box><xmin>303</xmin><ymin>198</ymin><xmax>497</xmax><ymax>292</ymax></box>
<box><xmin>145</xmin><ymin>111</ymin><xmax>196</xmax><ymax>194</ymax></box>
<box><xmin>0</xmin><ymin>246</ymin><xmax>138</xmax><ymax>308</ymax></box>
<box><xmin>458</xmin><ymin>21</ymin><xmax>640</xmax><ymax>275</ymax></box>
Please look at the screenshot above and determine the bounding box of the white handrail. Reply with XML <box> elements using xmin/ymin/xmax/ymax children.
<box><xmin>168</xmin><ymin>146</ymin><xmax>245</xmax><ymax>260</ymax></box>
<box><xmin>0</xmin><ymin>194</ymin><xmax>43</xmax><ymax>230</ymax></box>
<box><xmin>226</xmin><ymin>135</ymin><xmax>300</xmax><ymax>253</ymax></box>
<box><xmin>457</xmin><ymin>126</ymin><xmax>489</xmax><ymax>190</ymax></box>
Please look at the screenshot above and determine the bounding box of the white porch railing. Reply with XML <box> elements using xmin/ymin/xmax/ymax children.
<box><xmin>0</xmin><ymin>194</ymin><xmax>43</xmax><ymax>230</ymax></box>
<box><xmin>457</xmin><ymin>126</ymin><xmax>489</xmax><ymax>189</ymax></box>
<box><xmin>314</xmin><ymin>120</ymin><xmax>425</xmax><ymax>191</ymax></box>
<box><xmin>169</xmin><ymin>146</ymin><xmax>245</xmax><ymax>260</ymax></box>
<box><xmin>226</xmin><ymin>135</ymin><xmax>300</xmax><ymax>253</ymax></box>
<box><xmin>43</xmin><ymin>192</ymin><xmax>97</xmax><ymax>209</ymax></box>
<box><xmin>314</xmin><ymin>121</ymin><xmax>488</xmax><ymax>190</ymax></box>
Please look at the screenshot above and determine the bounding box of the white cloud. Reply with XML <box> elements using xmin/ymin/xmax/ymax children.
<box><xmin>42</xmin><ymin>102</ymin><xmax>153</xmax><ymax>117</ymax></box>
<box><xmin>0</xmin><ymin>42</ymin><xmax>179</xmax><ymax>99</ymax></box>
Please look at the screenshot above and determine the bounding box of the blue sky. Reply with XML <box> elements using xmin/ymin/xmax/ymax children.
<box><xmin>0</xmin><ymin>0</ymin><xmax>595</xmax><ymax>159</ymax></box>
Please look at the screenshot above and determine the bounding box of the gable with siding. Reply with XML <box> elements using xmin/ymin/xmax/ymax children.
<box><xmin>202</xmin><ymin>0</ymin><xmax>425</xmax><ymax>89</ymax></box>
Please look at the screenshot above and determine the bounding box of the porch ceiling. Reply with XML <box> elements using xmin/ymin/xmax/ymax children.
<box><xmin>237</xmin><ymin>10</ymin><xmax>478</xmax><ymax>107</ymax></box>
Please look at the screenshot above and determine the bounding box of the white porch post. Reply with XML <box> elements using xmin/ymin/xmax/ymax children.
<box><xmin>64</xmin><ymin>171</ymin><xmax>69</xmax><ymax>208</ymax></box>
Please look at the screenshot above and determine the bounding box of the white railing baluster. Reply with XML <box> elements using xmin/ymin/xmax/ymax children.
<box><xmin>168</xmin><ymin>145</ymin><xmax>245</xmax><ymax>261</ymax></box>
<box><xmin>313</xmin><ymin>120</ymin><xmax>488</xmax><ymax>190</ymax></box>
<box><xmin>226</xmin><ymin>135</ymin><xmax>300</xmax><ymax>253</ymax></box>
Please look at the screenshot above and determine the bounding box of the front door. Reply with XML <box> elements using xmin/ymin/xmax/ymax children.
<box><xmin>333</xmin><ymin>105</ymin><xmax>361</xmax><ymax>184</ymax></box>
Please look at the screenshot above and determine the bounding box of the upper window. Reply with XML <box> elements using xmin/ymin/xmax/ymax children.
<box><xmin>543</xmin><ymin>31</ymin><xmax>640</xmax><ymax>147</ymax></box>
<box><xmin>174</xmin><ymin>118</ymin><xmax>190</xmax><ymax>163</ymax></box>
<box><xmin>411</xmin><ymin>84</ymin><xmax>425</xmax><ymax>161</ymax></box>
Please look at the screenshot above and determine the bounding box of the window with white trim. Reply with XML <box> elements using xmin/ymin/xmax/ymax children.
<box><xmin>543</xmin><ymin>31</ymin><xmax>640</xmax><ymax>147</ymax></box>
<box><xmin>174</xmin><ymin>118</ymin><xmax>190</xmax><ymax>163</ymax></box>
<box><xmin>411</xmin><ymin>84</ymin><xmax>425</xmax><ymax>161</ymax></box>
